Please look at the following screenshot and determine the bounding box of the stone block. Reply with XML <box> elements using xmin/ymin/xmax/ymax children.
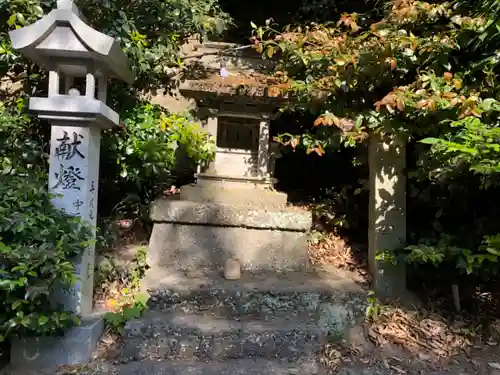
<box><xmin>10</xmin><ymin>316</ymin><xmax>104</xmax><ymax>371</ymax></box>
<box><xmin>150</xmin><ymin>199</ymin><xmax>311</xmax><ymax>231</ymax></box>
<box><xmin>213</xmin><ymin>149</ymin><xmax>258</xmax><ymax>177</ymax></box>
<box><xmin>148</xmin><ymin>223</ymin><xmax>309</xmax><ymax>273</ymax></box>
<box><xmin>148</xmin><ymin>200</ymin><xmax>311</xmax><ymax>273</ymax></box>
<box><xmin>180</xmin><ymin>184</ymin><xmax>287</xmax><ymax>209</ymax></box>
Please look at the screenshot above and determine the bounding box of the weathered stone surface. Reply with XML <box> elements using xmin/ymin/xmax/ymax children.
<box><xmin>368</xmin><ymin>134</ymin><xmax>407</xmax><ymax>298</ymax></box>
<box><xmin>125</xmin><ymin>271</ymin><xmax>367</xmax><ymax>365</ymax></box>
<box><xmin>100</xmin><ymin>358</ymin><xmax>323</xmax><ymax>375</ymax></box>
<box><xmin>149</xmin><ymin>191</ymin><xmax>311</xmax><ymax>274</ymax></box>
<box><xmin>148</xmin><ymin>223</ymin><xmax>309</xmax><ymax>272</ymax></box>
<box><xmin>150</xmin><ymin>199</ymin><xmax>312</xmax><ymax>231</ymax></box>
<box><xmin>180</xmin><ymin>184</ymin><xmax>287</xmax><ymax>209</ymax></box>
<box><xmin>144</xmin><ymin>268</ymin><xmax>365</xmax><ymax>296</ymax></box>
<box><xmin>121</xmin><ymin>312</ymin><xmax>324</xmax><ymax>363</ymax></box>
<box><xmin>10</xmin><ymin>317</ymin><xmax>104</xmax><ymax>371</ymax></box>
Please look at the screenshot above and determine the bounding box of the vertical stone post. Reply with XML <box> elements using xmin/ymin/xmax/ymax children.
<box><xmin>258</xmin><ymin>114</ymin><xmax>271</xmax><ymax>179</ymax></box>
<box><xmin>206</xmin><ymin>108</ymin><xmax>219</xmax><ymax>142</ymax></box>
<box><xmin>203</xmin><ymin>108</ymin><xmax>219</xmax><ymax>174</ymax></box>
<box><xmin>368</xmin><ymin>133</ymin><xmax>407</xmax><ymax>298</ymax></box>
<box><xmin>49</xmin><ymin>125</ymin><xmax>101</xmax><ymax>317</ymax></box>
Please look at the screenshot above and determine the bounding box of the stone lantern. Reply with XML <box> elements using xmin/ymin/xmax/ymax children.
<box><xmin>8</xmin><ymin>0</ymin><xmax>134</xmax><ymax>370</ymax></box>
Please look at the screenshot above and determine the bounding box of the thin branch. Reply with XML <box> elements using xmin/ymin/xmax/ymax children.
<box><xmin>181</xmin><ymin>44</ymin><xmax>255</xmax><ymax>60</ymax></box>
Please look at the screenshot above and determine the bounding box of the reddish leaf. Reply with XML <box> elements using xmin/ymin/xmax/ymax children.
<box><xmin>315</xmin><ymin>144</ymin><xmax>325</xmax><ymax>156</ymax></box>
<box><xmin>390</xmin><ymin>58</ymin><xmax>397</xmax><ymax>71</ymax></box>
<box><xmin>396</xmin><ymin>99</ymin><xmax>405</xmax><ymax>112</ymax></box>
<box><xmin>267</xmin><ymin>86</ymin><xmax>281</xmax><ymax>97</ymax></box>
<box><xmin>337</xmin><ymin>118</ymin><xmax>355</xmax><ymax>132</ymax></box>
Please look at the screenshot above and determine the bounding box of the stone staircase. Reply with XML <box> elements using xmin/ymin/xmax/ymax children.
<box><xmin>109</xmin><ymin>269</ymin><xmax>367</xmax><ymax>374</ymax></box>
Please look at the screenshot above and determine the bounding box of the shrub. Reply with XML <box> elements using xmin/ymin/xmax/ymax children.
<box><xmin>0</xmin><ymin>176</ymin><xmax>91</xmax><ymax>340</ymax></box>
<box><xmin>99</xmin><ymin>101</ymin><xmax>215</xmax><ymax>216</ymax></box>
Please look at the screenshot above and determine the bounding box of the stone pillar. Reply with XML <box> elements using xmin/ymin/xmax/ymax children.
<box><xmin>258</xmin><ymin>115</ymin><xmax>270</xmax><ymax>179</ymax></box>
<box><xmin>206</xmin><ymin>108</ymin><xmax>218</xmax><ymax>142</ymax></box>
<box><xmin>203</xmin><ymin>108</ymin><xmax>218</xmax><ymax>174</ymax></box>
<box><xmin>368</xmin><ymin>133</ymin><xmax>407</xmax><ymax>298</ymax></box>
<box><xmin>49</xmin><ymin>125</ymin><xmax>100</xmax><ymax>317</ymax></box>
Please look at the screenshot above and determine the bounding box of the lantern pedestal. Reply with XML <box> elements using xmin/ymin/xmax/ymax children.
<box><xmin>10</xmin><ymin>315</ymin><xmax>104</xmax><ymax>370</ymax></box>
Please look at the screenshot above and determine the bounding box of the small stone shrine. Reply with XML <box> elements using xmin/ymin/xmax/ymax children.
<box><xmin>8</xmin><ymin>0</ymin><xmax>133</xmax><ymax>369</ymax></box>
<box><xmin>147</xmin><ymin>47</ymin><xmax>312</xmax><ymax>280</ymax></box>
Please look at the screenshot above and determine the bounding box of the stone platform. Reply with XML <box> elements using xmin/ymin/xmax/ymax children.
<box><xmin>124</xmin><ymin>269</ymin><xmax>367</xmax><ymax>366</ymax></box>
<box><xmin>149</xmin><ymin>199</ymin><xmax>312</xmax><ymax>273</ymax></box>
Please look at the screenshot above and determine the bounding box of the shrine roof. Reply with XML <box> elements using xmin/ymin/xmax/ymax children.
<box><xmin>179</xmin><ymin>71</ymin><xmax>291</xmax><ymax>105</ymax></box>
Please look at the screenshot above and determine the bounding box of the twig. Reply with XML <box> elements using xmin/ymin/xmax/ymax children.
<box><xmin>452</xmin><ymin>284</ymin><xmax>461</xmax><ymax>313</ymax></box>
<box><xmin>181</xmin><ymin>44</ymin><xmax>254</xmax><ymax>60</ymax></box>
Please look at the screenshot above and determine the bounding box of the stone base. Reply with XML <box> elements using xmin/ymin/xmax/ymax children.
<box><xmin>9</xmin><ymin>315</ymin><xmax>104</xmax><ymax>371</ymax></box>
<box><xmin>371</xmin><ymin>261</ymin><xmax>407</xmax><ymax>298</ymax></box>
<box><xmin>180</xmin><ymin>184</ymin><xmax>287</xmax><ymax>209</ymax></box>
<box><xmin>149</xmin><ymin>223</ymin><xmax>309</xmax><ymax>272</ymax></box>
<box><xmin>149</xmin><ymin>200</ymin><xmax>312</xmax><ymax>273</ymax></box>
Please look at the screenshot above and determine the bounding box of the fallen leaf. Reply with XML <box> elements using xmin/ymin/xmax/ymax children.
<box><xmin>418</xmin><ymin>352</ymin><xmax>432</xmax><ymax>361</ymax></box>
<box><xmin>390</xmin><ymin>365</ymin><xmax>405</xmax><ymax>373</ymax></box>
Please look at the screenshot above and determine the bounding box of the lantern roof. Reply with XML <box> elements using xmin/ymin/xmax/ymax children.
<box><xmin>9</xmin><ymin>0</ymin><xmax>134</xmax><ymax>84</ymax></box>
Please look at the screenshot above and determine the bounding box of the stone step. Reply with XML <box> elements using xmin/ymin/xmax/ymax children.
<box><xmin>127</xmin><ymin>270</ymin><xmax>367</xmax><ymax>363</ymax></box>
<box><xmin>121</xmin><ymin>312</ymin><xmax>323</xmax><ymax>363</ymax></box>
<box><xmin>98</xmin><ymin>358</ymin><xmax>322</xmax><ymax>375</ymax></box>
<box><xmin>179</xmin><ymin>183</ymin><xmax>287</xmax><ymax>209</ymax></box>
<box><xmin>144</xmin><ymin>269</ymin><xmax>366</xmax><ymax>316</ymax></box>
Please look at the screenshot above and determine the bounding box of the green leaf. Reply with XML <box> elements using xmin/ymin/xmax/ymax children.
<box><xmin>486</xmin><ymin>247</ymin><xmax>500</xmax><ymax>255</ymax></box>
<box><xmin>420</xmin><ymin>137</ymin><xmax>441</xmax><ymax>145</ymax></box>
<box><xmin>7</xmin><ymin>14</ymin><xmax>17</xmax><ymax>27</ymax></box>
<box><xmin>16</xmin><ymin>13</ymin><xmax>25</xmax><ymax>25</ymax></box>
<box><xmin>34</xmin><ymin>6</ymin><xmax>44</xmax><ymax>16</ymax></box>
